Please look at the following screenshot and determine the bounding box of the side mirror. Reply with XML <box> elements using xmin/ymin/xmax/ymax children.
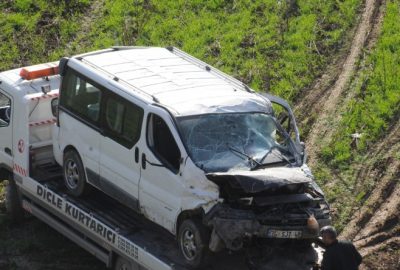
<box><xmin>51</xmin><ymin>98</ymin><xmax>59</xmax><ymax>117</ymax></box>
<box><xmin>141</xmin><ymin>153</ymin><xmax>166</xmax><ymax>169</ymax></box>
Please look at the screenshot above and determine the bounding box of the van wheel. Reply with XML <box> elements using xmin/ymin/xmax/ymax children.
<box><xmin>114</xmin><ymin>256</ymin><xmax>140</xmax><ymax>270</ymax></box>
<box><xmin>5</xmin><ymin>179</ymin><xmax>24</xmax><ymax>223</ymax></box>
<box><xmin>63</xmin><ymin>150</ymin><xmax>88</xmax><ymax>197</ymax></box>
<box><xmin>178</xmin><ymin>219</ymin><xmax>210</xmax><ymax>269</ymax></box>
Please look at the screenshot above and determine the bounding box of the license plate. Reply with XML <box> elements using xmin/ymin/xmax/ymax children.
<box><xmin>267</xmin><ymin>229</ymin><xmax>303</xmax><ymax>239</ymax></box>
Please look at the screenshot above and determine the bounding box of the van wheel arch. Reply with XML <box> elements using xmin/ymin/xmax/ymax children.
<box><xmin>176</xmin><ymin>208</ymin><xmax>206</xmax><ymax>237</ymax></box>
<box><xmin>63</xmin><ymin>145</ymin><xmax>80</xmax><ymax>155</ymax></box>
<box><xmin>62</xmin><ymin>148</ymin><xmax>91</xmax><ymax>196</ymax></box>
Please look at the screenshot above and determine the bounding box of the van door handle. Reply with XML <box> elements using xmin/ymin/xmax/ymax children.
<box><xmin>5</xmin><ymin>147</ymin><xmax>12</xmax><ymax>156</ymax></box>
<box><xmin>135</xmin><ymin>147</ymin><xmax>139</xmax><ymax>163</ymax></box>
<box><xmin>141</xmin><ymin>153</ymin><xmax>146</xmax><ymax>170</ymax></box>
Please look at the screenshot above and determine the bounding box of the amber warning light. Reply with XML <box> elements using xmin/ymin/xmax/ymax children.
<box><xmin>20</xmin><ymin>63</ymin><xmax>59</xmax><ymax>80</ymax></box>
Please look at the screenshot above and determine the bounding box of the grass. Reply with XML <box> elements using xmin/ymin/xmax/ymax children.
<box><xmin>92</xmin><ymin>0</ymin><xmax>362</xmax><ymax>103</ymax></box>
<box><xmin>0</xmin><ymin>0</ymin><xmax>90</xmax><ymax>70</ymax></box>
<box><xmin>321</xmin><ymin>1</ymin><xmax>400</xmax><ymax>168</ymax></box>
<box><xmin>313</xmin><ymin>1</ymin><xmax>400</xmax><ymax>231</ymax></box>
<box><xmin>0</xmin><ymin>0</ymin><xmax>362</xmax><ymax>107</ymax></box>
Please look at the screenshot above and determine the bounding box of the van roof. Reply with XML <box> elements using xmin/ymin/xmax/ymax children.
<box><xmin>75</xmin><ymin>47</ymin><xmax>272</xmax><ymax>116</ymax></box>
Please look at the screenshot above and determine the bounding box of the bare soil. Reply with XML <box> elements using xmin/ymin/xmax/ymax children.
<box><xmin>341</xmin><ymin>120</ymin><xmax>400</xmax><ymax>270</ymax></box>
<box><xmin>294</xmin><ymin>0</ymin><xmax>400</xmax><ymax>269</ymax></box>
<box><xmin>297</xmin><ymin>0</ymin><xmax>383</xmax><ymax>167</ymax></box>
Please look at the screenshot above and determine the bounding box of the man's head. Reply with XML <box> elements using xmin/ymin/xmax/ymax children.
<box><xmin>320</xmin><ymin>226</ymin><xmax>337</xmax><ymax>246</ymax></box>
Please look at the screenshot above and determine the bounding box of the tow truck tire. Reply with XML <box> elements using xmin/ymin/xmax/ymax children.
<box><xmin>63</xmin><ymin>150</ymin><xmax>89</xmax><ymax>197</ymax></box>
<box><xmin>114</xmin><ymin>256</ymin><xmax>140</xmax><ymax>270</ymax></box>
<box><xmin>5</xmin><ymin>180</ymin><xmax>24</xmax><ymax>223</ymax></box>
<box><xmin>178</xmin><ymin>219</ymin><xmax>210</xmax><ymax>269</ymax></box>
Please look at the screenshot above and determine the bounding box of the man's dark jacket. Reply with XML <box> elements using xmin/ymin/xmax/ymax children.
<box><xmin>321</xmin><ymin>240</ymin><xmax>362</xmax><ymax>270</ymax></box>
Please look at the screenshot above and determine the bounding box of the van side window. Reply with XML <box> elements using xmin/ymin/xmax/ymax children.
<box><xmin>60</xmin><ymin>70</ymin><xmax>102</xmax><ymax>123</ymax></box>
<box><xmin>147</xmin><ymin>114</ymin><xmax>181</xmax><ymax>172</ymax></box>
<box><xmin>104</xmin><ymin>95</ymin><xmax>143</xmax><ymax>148</ymax></box>
<box><xmin>0</xmin><ymin>92</ymin><xmax>11</xmax><ymax>127</ymax></box>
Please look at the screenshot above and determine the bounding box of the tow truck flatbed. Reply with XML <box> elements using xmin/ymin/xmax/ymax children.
<box><xmin>17</xmin><ymin>163</ymin><xmax>252</xmax><ymax>270</ymax></box>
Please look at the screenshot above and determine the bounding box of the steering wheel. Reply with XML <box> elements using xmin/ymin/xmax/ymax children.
<box><xmin>4</xmin><ymin>107</ymin><xmax>11</xmax><ymax>122</ymax></box>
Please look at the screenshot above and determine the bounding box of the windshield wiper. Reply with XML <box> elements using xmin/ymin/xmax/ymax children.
<box><xmin>227</xmin><ymin>144</ymin><xmax>261</xmax><ymax>168</ymax></box>
<box><xmin>252</xmin><ymin>146</ymin><xmax>292</xmax><ymax>170</ymax></box>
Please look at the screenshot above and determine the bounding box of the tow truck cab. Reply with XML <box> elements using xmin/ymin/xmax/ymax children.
<box><xmin>0</xmin><ymin>63</ymin><xmax>60</xmax><ymax>183</ymax></box>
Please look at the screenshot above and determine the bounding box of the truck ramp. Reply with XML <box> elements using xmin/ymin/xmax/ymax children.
<box><xmin>21</xmin><ymin>163</ymin><xmax>321</xmax><ymax>270</ymax></box>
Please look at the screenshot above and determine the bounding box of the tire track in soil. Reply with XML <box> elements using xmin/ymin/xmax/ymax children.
<box><xmin>296</xmin><ymin>0</ymin><xmax>399</xmax><ymax>268</ymax></box>
<box><xmin>295</xmin><ymin>0</ymin><xmax>383</xmax><ymax>167</ymax></box>
<box><xmin>340</xmin><ymin>120</ymin><xmax>400</xmax><ymax>269</ymax></box>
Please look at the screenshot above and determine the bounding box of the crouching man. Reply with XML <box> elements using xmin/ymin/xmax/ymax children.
<box><xmin>320</xmin><ymin>226</ymin><xmax>362</xmax><ymax>270</ymax></box>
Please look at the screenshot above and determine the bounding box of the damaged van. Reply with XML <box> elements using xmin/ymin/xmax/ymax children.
<box><xmin>53</xmin><ymin>47</ymin><xmax>331</xmax><ymax>268</ymax></box>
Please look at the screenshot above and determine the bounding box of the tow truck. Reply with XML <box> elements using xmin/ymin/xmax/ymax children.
<box><xmin>0</xmin><ymin>48</ymin><xmax>323</xmax><ymax>270</ymax></box>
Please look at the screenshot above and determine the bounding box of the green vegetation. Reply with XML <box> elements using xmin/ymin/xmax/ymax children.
<box><xmin>322</xmin><ymin>1</ymin><xmax>400</xmax><ymax>167</ymax></box>
<box><xmin>0</xmin><ymin>0</ymin><xmax>90</xmax><ymax>70</ymax></box>
<box><xmin>1</xmin><ymin>0</ymin><xmax>361</xmax><ymax>104</ymax></box>
<box><xmin>80</xmin><ymin>0</ymin><xmax>362</xmax><ymax>102</ymax></box>
<box><xmin>315</xmin><ymin>1</ymin><xmax>400</xmax><ymax>231</ymax></box>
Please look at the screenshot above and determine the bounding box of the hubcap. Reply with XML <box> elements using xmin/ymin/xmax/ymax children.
<box><xmin>65</xmin><ymin>159</ymin><xmax>79</xmax><ymax>189</ymax></box>
<box><xmin>181</xmin><ymin>229</ymin><xmax>198</xmax><ymax>260</ymax></box>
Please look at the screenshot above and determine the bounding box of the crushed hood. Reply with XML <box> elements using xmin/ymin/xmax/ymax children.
<box><xmin>206</xmin><ymin>167</ymin><xmax>312</xmax><ymax>194</ymax></box>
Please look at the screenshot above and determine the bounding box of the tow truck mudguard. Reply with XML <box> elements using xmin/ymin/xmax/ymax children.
<box><xmin>0</xmin><ymin>164</ymin><xmax>13</xmax><ymax>181</ymax></box>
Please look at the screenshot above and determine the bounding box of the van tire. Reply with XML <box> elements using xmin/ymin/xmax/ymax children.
<box><xmin>178</xmin><ymin>219</ymin><xmax>210</xmax><ymax>269</ymax></box>
<box><xmin>63</xmin><ymin>150</ymin><xmax>89</xmax><ymax>197</ymax></box>
<box><xmin>5</xmin><ymin>179</ymin><xmax>24</xmax><ymax>223</ymax></box>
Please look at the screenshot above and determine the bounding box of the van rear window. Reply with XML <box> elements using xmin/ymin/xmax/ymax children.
<box><xmin>60</xmin><ymin>70</ymin><xmax>102</xmax><ymax>124</ymax></box>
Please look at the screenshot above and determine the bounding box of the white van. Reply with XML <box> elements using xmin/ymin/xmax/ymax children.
<box><xmin>53</xmin><ymin>47</ymin><xmax>331</xmax><ymax>268</ymax></box>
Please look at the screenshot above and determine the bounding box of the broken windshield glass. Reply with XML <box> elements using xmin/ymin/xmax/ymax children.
<box><xmin>178</xmin><ymin>113</ymin><xmax>294</xmax><ymax>172</ymax></box>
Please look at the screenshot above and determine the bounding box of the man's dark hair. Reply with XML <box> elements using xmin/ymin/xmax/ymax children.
<box><xmin>320</xmin><ymin>226</ymin><xmax>337</xmax><ymax>239</ymax></box>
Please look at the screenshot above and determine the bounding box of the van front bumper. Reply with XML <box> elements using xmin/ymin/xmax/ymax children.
<box><xmin>204</xmin><ymin>204</ymin><xmax>331</xmax><ymax>251</ymax></box>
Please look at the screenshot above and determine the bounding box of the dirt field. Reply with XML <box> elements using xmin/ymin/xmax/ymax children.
<box><xmin>296</xmin><ymin>0</ymin><xmax>400</xmax><ymax>269</ymax></box>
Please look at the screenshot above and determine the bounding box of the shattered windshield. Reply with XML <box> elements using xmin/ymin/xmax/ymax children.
<box><xmin>178</xmin><ymin>113</ymin><xmax>295</xmax><ymax>172</ymax></box>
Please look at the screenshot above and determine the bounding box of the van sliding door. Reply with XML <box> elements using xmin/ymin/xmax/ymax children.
<box><xmin>99</xmin><ymin>93</ymin><xmax>144</xmax><ymax>211</ymax></box>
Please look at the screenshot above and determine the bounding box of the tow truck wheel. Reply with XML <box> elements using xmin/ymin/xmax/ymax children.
<box><xmin>178</xmin><ymin>219</ymin><xmax>210</xmax><ymax>269</ymax></box>
<box><xmin>5</xmin><ymin>179</ymin><xmax>24</xmax><ymax>223</ymax></box>
<box><xmin>114</xmin><ymin>256</ymin><xmax>140</xmax><ymax>270</ymax></box>
<box><xmin>63</xmin><ymin>150</ymin><xmax>89</xmax><ymax>197</ymax></box>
